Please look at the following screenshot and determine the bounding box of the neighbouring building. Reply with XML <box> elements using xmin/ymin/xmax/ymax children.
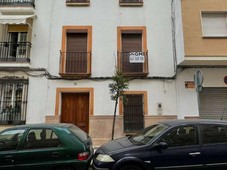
<box><xmin>175</xmin><ymin>0</ymin><xmax>227</xmax><ymax>120</ymax></box>
<box><xmin>1</xmin><ymin>0</ymin><xmax>226</xmax><ymax>146</ymax></box>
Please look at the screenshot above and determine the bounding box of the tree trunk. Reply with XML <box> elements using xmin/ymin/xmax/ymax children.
<box><xmin>111</xmin><ymin>98</ymin><xmax>118</xmax><ymax>140</ymax></box>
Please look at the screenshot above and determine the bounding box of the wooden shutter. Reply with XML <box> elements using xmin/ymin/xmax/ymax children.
<box><xmin>123</xmin><ymin>94</ymin><xmax>144</xmax><ymax>132</ymax></box>
<box><xmin>66</xmin><ymin>33</ymin><xmax>88</xmax><ymax>73</ymax></box>
<box><xmin>122</xmin><ymin>33</ymin><xmax>142</xmax><ymax>52</ymax></box>
<box><xmin>66</xmin><ymin>33</ymin><xmax>87</xmax><ymax>52</ymax></box>
<box><xmin>121</xmin><ymin>33</ymin><xmax>143</xmax><ymax>73</ymax></box>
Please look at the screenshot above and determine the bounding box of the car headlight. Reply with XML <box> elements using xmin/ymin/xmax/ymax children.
<box><xmin>96</xmin><ymin>154</ymin><xmax>115</xmax><ymax>162</ymax></box>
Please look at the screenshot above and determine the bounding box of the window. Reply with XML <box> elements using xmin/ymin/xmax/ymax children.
<box><xmin>60</xmin><ymin>26</ymin><xmax>92</xmax><ymax>77</ymax></box>
<box><xmin>0</xmin><ymin>25</ymin><xmax>31</xmax><ymax>62</ymax></box>
<box><xmin>0</xmin><ymin>129</ymin><xmax>25</xmax><ymax>151</ymax></box>
<box><xmin>0</xmin><ymin>79</ymin><xmax>28</xmax><ymax>125</ymax></box>
<box><xmin>66</xmin><ymin>0</ymin><xmax>90</xmax><ymax>6</ymax></box>
<box><xmin>117</xmin><ymin>27</ymin><xmax>148</xmax><ymax>76</ymax></box>
<box><xmin>201</xmin><ymin>12</ymin><xmax>227</xmax><ymax>37</ymax></box>
<box><xmin>122</xmin><ymin>93</ymin><xmax>146</xmax><ymax>133</ymax></box>
<box><xmin>119</xmin><ymin>0</ymin><xmax>143</xmax><ymax>6</ymax></box>
<box><xmin>159</xmin><ymin>126</ymin><xmax>199</xmax><ymax>147</ymax></box>
<box><xmin>24</xmin><ymin>129</ymin><xmax>62</xmax><ymax>149</ymax></box>
<box><xmin>201</xmin><ymin>124</ymin><xmax>227</xmax><ymax>144</ymax></box>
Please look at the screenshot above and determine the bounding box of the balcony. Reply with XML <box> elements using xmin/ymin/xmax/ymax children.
<box><xmin>0</xmin><ymin>0</ymin><xmax>35</xmax><ymax>14</ymax></box>
<box><xmin>119</xmin><ymin>0</ymin><xmax>143</xmax><ymax>6</ymax></box>
<box><xmin>66</xmin><ymin>0</ymin><xmax>90</xmax><ymax>6</ymax></box>
<box><xmin>59</xmin><ymin>51</ymin><xmax>91</xmax><ymax>78</ymax></box>
<box><xmin>0</xmin><ymin>42</ymin><xmax>31</xmax><ymax>68</ymax></box>
<box><xmin>118</xmin><ymin>51</ymin><xmax>148</xmax><ymax>77</ymax></box>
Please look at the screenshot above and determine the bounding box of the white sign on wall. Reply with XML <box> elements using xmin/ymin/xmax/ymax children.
<box><xmin>129</xmin><ymin>52</ymin><xmax>145</xmax><ymax>63</ymax></box>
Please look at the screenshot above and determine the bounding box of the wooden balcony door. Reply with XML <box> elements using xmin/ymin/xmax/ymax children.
<box><xmin>66</xmin><ymin>32</ymin><xmax>88</xmax><ymax>73</ymax></box>
<box><xmin>122</xmin><ymin>33</ymin><xmax>143</xmax><ymax>73</ymax></box>
<box><xmin>61</xmin><ymin>93</ymin><xmax>89</xmax><ymax>133</ymax></box>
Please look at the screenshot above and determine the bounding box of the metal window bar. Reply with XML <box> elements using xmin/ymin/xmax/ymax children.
<box><xmin>60</xmin><ymin>51</ymin><xmax>90</xmax><ymax>74</ymax></box>
<box><xmin>0</xmin><ymin>42</ymin><xmax>31</xmax><ymax>62</ymax></box>
<box><xmin>123</xmin><ymin>94</ymin><xmax>144</xmax><ymax>132</ymax></box>
<box><xmin>0</xmin><ymin>80</ymin><xmax>28</xmax><ymax>125</ymax></box>
<box><xmin>66</xmin><ymin>0</ymin><xmax>90</xmax><ymax>3</ymax></box>
<box><xmin>119</xmin><ymin>51</ymin><xmax>148</xmax><ymax>74</ymax></box>
<box><xmin>0</xmin><ymin>0</ymin><xmax>35</xmax><ymax>7</ymax></box>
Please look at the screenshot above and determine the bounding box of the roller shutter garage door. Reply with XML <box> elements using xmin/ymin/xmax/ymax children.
<box><xmin>199</xmin><ymin>87</ymin><xmax>227</xmax><ymax>120</ymax></box>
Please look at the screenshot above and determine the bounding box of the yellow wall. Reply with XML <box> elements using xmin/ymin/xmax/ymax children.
<box><xmin>182</xmin><ymin>0</ymin><xmax>227</xmax><ymax>56</ymax></box>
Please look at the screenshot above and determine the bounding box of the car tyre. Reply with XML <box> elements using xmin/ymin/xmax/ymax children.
<box><xmin>119</xmin><ymin>164</ymin><xmax>143</xmax><ymax>170</ymax></box>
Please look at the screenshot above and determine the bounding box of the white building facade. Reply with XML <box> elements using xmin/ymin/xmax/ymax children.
<box><xmin>2</xmin><ymin>0</ymin><xmax>224</xmax><ymax>146</ymax></box>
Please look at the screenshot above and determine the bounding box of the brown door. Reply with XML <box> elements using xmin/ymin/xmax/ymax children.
<box><xmin>61</xmin><ymin>93</ymin><xmax>89</xmax><ymax>133</ymax></box>
<box><xmin>66</xmin><ymin>33</ymin><xmax>88</xmax><ymax>73</ymax></box>
<box><xmin>122</xmin><ymin>33</ymin><xmax>143</xmax><ymax>73</ymax></box>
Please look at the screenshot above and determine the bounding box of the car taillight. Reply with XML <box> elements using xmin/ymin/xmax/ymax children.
<box><xmin>78</xmin><ymin>152</ymin><xmax>89</xmax><ymax>160</ymax></box>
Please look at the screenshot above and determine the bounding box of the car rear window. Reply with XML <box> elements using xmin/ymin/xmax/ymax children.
<box><xmin>68</xmin><ymin>125</ymin><xmax>88</xmax><ymax>142</ymax></box>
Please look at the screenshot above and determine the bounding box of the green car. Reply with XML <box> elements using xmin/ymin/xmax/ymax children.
<box><xmin>0</xmin><ymin>123</ymin><xmax>93</xmax><ymax>170</ymax></box>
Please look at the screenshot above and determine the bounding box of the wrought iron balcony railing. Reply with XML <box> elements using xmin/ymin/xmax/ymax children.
<box><xmin>0</xmin><ymin>0</ymin><xmax>35</xmax><ymax>7</ymax></box>
<box><xmin>0</xmin><ymin>42</ymin><xmax>31</xmax><ymax>62</ymax></box>
<box><xmin>60</xmin><ymin>51</ymin><xmax>91</xmax><ymax>77</ymax></box>
<box><xmin>118</xmin><ymin>51</ymin><xmax>148</xmax><ymax>76</ymax></box>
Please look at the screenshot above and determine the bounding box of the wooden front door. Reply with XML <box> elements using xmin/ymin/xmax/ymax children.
<box><xmin>61</xmin><ymin>93</ymin><xmax>89</xmax><ymax>133</ymax></box>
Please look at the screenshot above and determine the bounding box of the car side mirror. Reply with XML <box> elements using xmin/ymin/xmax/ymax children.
<box><xmin>152</xmin><ymin>142</ymin><xmax>168</xmax><ymax>150</ymax></box>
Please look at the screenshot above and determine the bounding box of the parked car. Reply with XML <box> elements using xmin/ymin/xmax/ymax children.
<box><xmin>93</xmin><ymin>119</ymin><xmax>227</xmax><ymax>170</ymax></box>
<box><xmin>0</xmin><ymin>123</ymin><xmax>93</xmax><ymax>170</ymax></box>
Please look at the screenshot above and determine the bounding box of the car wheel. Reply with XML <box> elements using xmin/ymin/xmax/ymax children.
<box><xmin>119</xmin><ymin>164</ymin><xmax>143</xmax><ymax>170</ymax></box>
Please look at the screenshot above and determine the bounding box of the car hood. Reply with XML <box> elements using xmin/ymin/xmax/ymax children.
<box><xmin>96</xmin><ymin>137</ymin><xmax>135</xmax><ymax>154</ymax></box>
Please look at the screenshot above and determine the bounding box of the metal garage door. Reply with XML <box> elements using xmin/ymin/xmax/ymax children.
<box><xmin>199</xmin><ymin>87</ymin><xmax>227</xmax><ymax>120</ymax></box>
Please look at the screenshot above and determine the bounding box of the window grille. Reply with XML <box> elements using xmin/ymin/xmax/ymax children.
<box><xmin>123</xmin><ymin>94</ymin><xmax>144</xmax><ymax>132</ymax></box>
<box><xmin>0</xmin><ymin>79</ymin><xmax>28</xmax><ymax>125</ymax></box>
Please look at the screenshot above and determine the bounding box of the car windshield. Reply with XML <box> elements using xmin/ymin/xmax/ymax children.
<box><xmin>129</xmin><ymin>123</ymin><xmax>168</xmax><ymax>145</ymax></box>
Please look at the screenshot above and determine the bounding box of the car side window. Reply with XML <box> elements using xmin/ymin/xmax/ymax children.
<box><xmin>0</xmin><ymin>129</ymin><xmax>25</xmax><ymax>151</ymax></box>
<box><xmin>23</xmin><ymin>128</ymin><xmax>62</xmax><ymax>149</ymax></box>
<box><xmin>158</xmin><ymin>126</ymin><xmax>198</xmax><ymax>147</ymax></box>
<box><xmin>201</xmin><ymin>124</ymin><xmax>227</xmax><ymax>144</ymax></box>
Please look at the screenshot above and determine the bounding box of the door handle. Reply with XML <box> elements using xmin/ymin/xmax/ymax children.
<box><xmin>5</xmin><ymin>155</ymin><xmax>14</xmax><ymax>162</ymax></box>
<box><xmin>52</xmin><ymin>152</ymin><xmax>60</xmax><ymax>158</ymax></box>
<box><xmin>189</xmin><ymin>152</ymin><xmax>201</xmax><ymax>157</ymax></box>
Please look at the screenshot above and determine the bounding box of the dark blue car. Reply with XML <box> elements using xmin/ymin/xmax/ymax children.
<box><xmin>93</xmin><ymin>119</ymin><xmax>227</xmax><ymax>170</ymax></box>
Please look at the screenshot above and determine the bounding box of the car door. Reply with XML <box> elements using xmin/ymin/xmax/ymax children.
<box><xmin>15</xmin><ymin>128</ymin><xmax>66</xmax><ymax>170</ymax></box>
<box><xmin>0</xmin><ymin>128</ymin><xmax>26</xmax><ymax>169</ymax></box>
<box><xmin>150</xmin><ymin>125</ymin><xmax>202</xmax><ymax>169</ymax></box>
<box><xmin>200</xmin><ymin>124</ymin><xmax>227</xmax><ymax>169</ymax></box>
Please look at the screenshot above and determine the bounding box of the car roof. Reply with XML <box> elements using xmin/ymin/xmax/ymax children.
<box><xmin>160</xmin><ymin>119</ymin><xmax>227</xmax><ymax>127</ymax></box>
<box><xmin>2</xmin><ymin>123</ymin><xmax>74</xmax><ymax>131</ymax></box>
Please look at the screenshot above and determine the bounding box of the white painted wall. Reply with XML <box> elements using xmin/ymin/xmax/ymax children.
<box><xmin>176</xmin><ymin>68</ymin><xmax>227</xmax><ymax>119</ymax></box>
<box><xmin>25</xmin><ymin>0</ymin><xmax>179</xmax><ymax>123</ymax></box>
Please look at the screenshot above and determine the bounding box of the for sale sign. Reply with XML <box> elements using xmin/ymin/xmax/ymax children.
<box><xmin>129</xmin><ymin>52</ymin><xmax>145</xmax><ymax>63</ymax></box>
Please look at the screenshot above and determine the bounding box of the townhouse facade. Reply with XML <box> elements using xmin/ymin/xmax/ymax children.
<box><xmin>0</xmin><ymin>0</ymin><xmax>226</xmax><ymax>146</ymax></box>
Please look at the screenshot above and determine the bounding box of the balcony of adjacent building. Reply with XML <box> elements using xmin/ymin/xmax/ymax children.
<box><xmin>0</xmin><ymin>24</ymin><xmax>33</xmax><ymax>69</ymax></box>
<box><xmin>119</xmin><ymin>0</ymin><xmax>143</xmax><ymax>6</ymax></box>
<box><xmin>59</xmin><ymin>51</ymin><xmax>91</xmax><ymax>78</ymax></box>
<box><xmin>65</xmin><ymin>0</ymin><xmax>90</xmax><ymax>6</ymax></box>
<box><xmin>118</xmin><ymin>51</ymin><xmax>148</xmax><ymax>77</ymax></box>
<box><xmin>0</xmin><ymin>0</ymin><xmax>35</xmax><ymax>15</ymax></box>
